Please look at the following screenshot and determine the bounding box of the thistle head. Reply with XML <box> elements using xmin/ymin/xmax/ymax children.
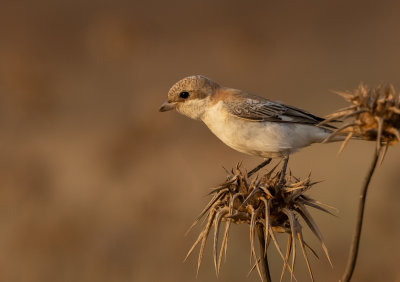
<box><xmin>185</xmin><ymin>162</ymin><xmax>335</xmax><ymax>281</ymax></box>
<box><xmin>322</xmin><ymin>84</ymin><xmax>400</xmax><ymax>155</ymax></box>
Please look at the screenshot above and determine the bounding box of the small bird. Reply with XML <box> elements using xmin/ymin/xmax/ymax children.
<box><xmin>160</xmin><ymin>75</ymin><xmax>340</xmax><ymax>170</ymax></box>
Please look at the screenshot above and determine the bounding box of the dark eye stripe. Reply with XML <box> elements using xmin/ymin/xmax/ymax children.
<box><xmin>179</xmin><ymin>91</ymin><xmax>189</xmax><ymax>99</ymax></box>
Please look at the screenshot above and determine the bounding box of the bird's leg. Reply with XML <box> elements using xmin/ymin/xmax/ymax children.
<box><xmin>278</xmin><ymin>155</ymin><xmax>289</xmax><ymax>186</ymax></box>
<box><xmin>247</xmin><ymin>158</ymin><xmax>272</xmax><ymax>178</ymax></box>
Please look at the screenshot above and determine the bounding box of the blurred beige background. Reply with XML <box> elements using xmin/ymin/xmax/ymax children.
<box><xmin>0</xmin><ymin>1</ymin><xmax>399</xmax><ymax>281</ymax></box>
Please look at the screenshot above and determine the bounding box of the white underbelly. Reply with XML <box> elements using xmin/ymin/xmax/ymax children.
<box><xmin>202</xmin><ymin>103</ymin><xmax>329</xmax><ymax>158</ymax></box>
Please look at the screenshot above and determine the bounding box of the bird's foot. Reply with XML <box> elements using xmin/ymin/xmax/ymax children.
<box><xmin>247</xmin><ymin>158</ymin><xmax>272</xmax><ymax>178</ymax></box>
<box><xmin>278</xmin><ymin>155</ymin><xmax>289</xmax><ymax>186</ymax></box>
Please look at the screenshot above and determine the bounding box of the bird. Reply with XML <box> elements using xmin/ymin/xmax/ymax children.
<box><xmin>159</xmin><ymin>75</ymin><xmax>341</xmax><ymax>175</ymax></box>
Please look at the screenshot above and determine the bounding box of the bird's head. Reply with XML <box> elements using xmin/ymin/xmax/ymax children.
<box><xmin>159</xmin><ymin>75</ymin><xmax>220</xmax><ymax>120</ymax></box>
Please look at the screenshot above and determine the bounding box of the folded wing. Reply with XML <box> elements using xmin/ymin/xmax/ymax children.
<box><xmin>223</xmin><ymin>90</ymin><xmax>330</xmax><ymax>126</ymax></box>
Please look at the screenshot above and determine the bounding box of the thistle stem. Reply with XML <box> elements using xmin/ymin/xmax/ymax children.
<box><xmin>256</xmin><ymin>224</ymin><xmax>272</xmax><ymax>282</ymax></box>
<box><xmin>341</xmin><ymin>148</ymin><xmax>381</xmax><ymax>282</ymax></box>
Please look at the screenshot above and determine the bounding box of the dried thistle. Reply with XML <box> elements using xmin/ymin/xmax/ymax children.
<box><xmin>184</xmin><ymin>162</ymin><xmax>335</xmax><ymax>281</ymax></box>
<box><xmin>320</xmin><ymin>83</ymin><xmax>400</xmax><ymax>282</ymax></box>
<box><xmin>321</xmin><ymin>84</ymin><xmax>400</xmax><ymax>155</ymax></box>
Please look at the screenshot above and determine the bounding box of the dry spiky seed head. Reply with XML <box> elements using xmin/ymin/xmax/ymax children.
<box><xmin>185</xmin><ymin>163</ymin><xmax>336</xmax><ymax>281</ymax></box>
<box><xmin>322</xmin><ymin>84</ymin><xmax>400</xmax><ymax>154</ymax></box>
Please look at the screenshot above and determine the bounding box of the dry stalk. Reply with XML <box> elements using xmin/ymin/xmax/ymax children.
<box><xmin>340</xmin><ymin>147</ymin><xmax>381</xmax><ymax>282</ymax></box>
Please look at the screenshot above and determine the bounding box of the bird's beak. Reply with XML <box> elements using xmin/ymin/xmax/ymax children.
<box><xmin>159</xmin><ymin>101</ymin><xmax>177</xmax><ymax>112</ymax></box>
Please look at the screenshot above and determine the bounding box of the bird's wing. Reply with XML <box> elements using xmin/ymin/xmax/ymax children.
<box><xmin>223</xmin><ymin>91</ymin><xmax>328</xmax><ymax>125</ymax></box>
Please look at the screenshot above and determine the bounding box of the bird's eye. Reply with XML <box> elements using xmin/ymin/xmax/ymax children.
<box><xmin>179</xmin><ymin>91</ymin><xmax>190</xmax><ymax>99</ymax></box>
